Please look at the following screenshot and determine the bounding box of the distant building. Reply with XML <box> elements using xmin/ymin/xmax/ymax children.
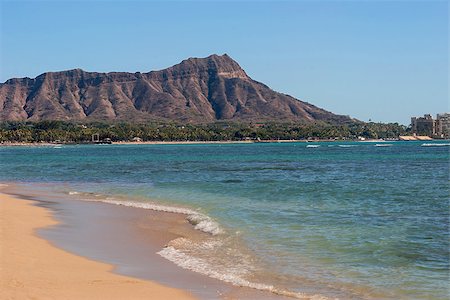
<box><xmin>411</xmin><ymin>113</ymin><xmax>450</xmax><ymax>138</ymax></box>
<box><xmin>411</xmin><ymin>114</ymin><xmax>435</xmax><ymax>136</ymax></box>
<box><xmin>436</xmin><ymin>113</ymin><xmax>450</xmax><ymax>138</ymax></box>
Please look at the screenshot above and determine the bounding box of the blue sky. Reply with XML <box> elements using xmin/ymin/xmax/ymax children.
<box><xmin>0</xmin><ymin>0</ymin><xmax>448</xmax><ymax>125</ymax></box>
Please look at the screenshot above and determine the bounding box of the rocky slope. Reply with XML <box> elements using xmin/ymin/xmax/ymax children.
<box><xmin>0</xmin><ymin>54</ymin><xmax>352</xmax><ymax>123</ymax></box>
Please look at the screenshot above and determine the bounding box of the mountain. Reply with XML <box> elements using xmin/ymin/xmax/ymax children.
<box><xmin>0</xmin><ymin>54</ymin><xmax>353</xmax><ymax>123</ymax></box>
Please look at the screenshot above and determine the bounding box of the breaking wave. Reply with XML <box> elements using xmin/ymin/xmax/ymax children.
<box><xmin>100</xmin><ymin>199</ymin><xmax>223</xmax><ymax>236</ymax></box>
<box><xmin>66</xmin><ymin>190</ymin><xmax>333</xmax><ymax>299</ymax></box>
<box><xmin>158</xmin><ymin>240</ymin><xmax>331</xmax><ymax>300</ymax></box>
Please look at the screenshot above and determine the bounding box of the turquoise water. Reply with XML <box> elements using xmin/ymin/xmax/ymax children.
<box><xmin>0</xmin><ymin>141</ymin><xmax>448</xmax><ymax>299</ymax></box>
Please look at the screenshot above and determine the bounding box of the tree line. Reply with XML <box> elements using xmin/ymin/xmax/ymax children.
<box><xmin>0</xmin><ymin>120</ymin><xmax>408</xmax><ymax>143</ymax></box>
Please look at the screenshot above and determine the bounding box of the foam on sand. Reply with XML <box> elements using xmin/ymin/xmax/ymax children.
<box><xmin>68</xmin><ymin>190</ymin><xmax>334</xmax><ymax>299</ymax></box>
<box><xmin>158</xmin><ymin>242</ymin><xmax>332</xmax><ymax>300</ymax></box>
<box><xmin>158</xmin><ymin>243</ymin><xmax>271</xmax><ymax>289</ymax></box>
<box><xmin>0</xmin><ymin>192</ymin><xmax>195</xmax><ymax>300</ymax></box>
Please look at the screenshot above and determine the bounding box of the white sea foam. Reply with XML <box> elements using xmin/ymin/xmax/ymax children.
<box><xmin>158</xmin><ymin>245</ymin><xmax>272</xmax><ymax>289</ymax></box>
<box><xmin>186</xmin><ymin>214</ymin><xmax>223</xmax><ymax>235</ymax></box>
<box><xmin>101</xmin><ymin>199</ymin><xmax>193</xmax><ymax>214</ymax></box>
<box><xmin>101</xmin><ymin>199</ymin><xmax>223</xmax><ymax>235</ymax></box>
<box><xmin>158</xmin><ymin>244</ymin><xmax>333</xmax><ymax>300</ymax></box>
<box><xmin>421</xmin><ymin>143</ymin><xmax>450</xmax><ymax>147</ymax></box>
<box><xmin>68</xmin><ymin>191</ymin><xmax>332</xmax><ymax>299</ymax></box>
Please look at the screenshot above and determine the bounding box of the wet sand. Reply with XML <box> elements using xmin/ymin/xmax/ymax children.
<box><xmin>0</xmin><ymin>190</ymin><xmax>196</xmax><ymax>300</ymax></box>
<box><xmin>1</xmin><ymin>184</ymin><xmax>291</xmax><ymax>300</ymax></box>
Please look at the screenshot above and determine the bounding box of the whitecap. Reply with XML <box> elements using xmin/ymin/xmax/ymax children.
<box><xmin>101</xmin><ymin>199</ymin><xmax>223</xmax><ymax>235</ymax></box>
<box><xmin>158</xmin><ymin>245</ymin><xmax>332</xmax><ymax>300</ymax></box>
<box><xmin>421</xmin><ymin>143</ymin><xmax>450</xmax><ymax>147</ymax></box>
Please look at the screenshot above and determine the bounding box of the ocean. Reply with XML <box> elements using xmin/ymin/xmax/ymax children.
<box><xmin>0</xmin><ymin>141</ymin><xmax>448</xmax><ymax>299</ymax></box>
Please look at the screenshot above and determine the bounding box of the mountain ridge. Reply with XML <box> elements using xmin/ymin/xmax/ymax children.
<box><xmin>0</xmin><ymin>54</ymin><xmax>353</xmax><ymax>124</ymax></box>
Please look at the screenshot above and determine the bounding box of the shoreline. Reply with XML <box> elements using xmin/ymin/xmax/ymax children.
<box><xmin>2</xmin><ymin>137</ymin><xmax>447</xmax><ymax>147</ymax></box>
<box><xmin>0</xmin><ymin>138</ymin><xmax>408</xmax><ymax>147</ymax></box>
<box><xmin>1</xmin><ymin>183</ymin><xmax>292</xmax><ymax>300</ymax></box>
<box><xmin>0</xmin><ymin>188</ymin><xmax>197</xmax><ymax>300</ymax></box>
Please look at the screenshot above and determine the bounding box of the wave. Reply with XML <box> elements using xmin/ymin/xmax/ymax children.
<box><xmin>100</xmin><ymin>199</ymin><xmax>223</xmax><ymax>236</ymax></box>
<box><xmin>66</xmin><ymin>189</ymin><xmax>223</xmax><ymax>236</ymax></box>
<box><xmin>186</xmin><ymin>213</ymin><xmax>223</xmax><ymax>235</ymax></box>
<box><xmin>67</xmin><ymin>189</ymin><xmax>332</xmax><ymax>299</ymax></box>
<box><xmin>96</xmin><ymin>196</ymin><xmax>303</xmax><ymax>297</ymax></box>
<box><xmin>158</xmin><ymin>241</ymin><xmax>330</xmax><ymax>300</ymax></box>
<box><xmin>158</xmin><ymin>244</ymin><xmax>272</xmax><ymax>289</ymax></box>
<box><xmin>421</xmin><ymin>143</ymin><xmax>450</xmax><ymax>147</ymax></box>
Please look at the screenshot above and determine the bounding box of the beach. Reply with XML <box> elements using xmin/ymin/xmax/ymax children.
<box><xmin>0</xmin><ymin>184</ymin><xmax>289</xmax><ymax>300</ymax></box>
<box><xmin>0</xmin><ymin>190</ymin><xmax>196</xmax><ymax>300</ymax></box>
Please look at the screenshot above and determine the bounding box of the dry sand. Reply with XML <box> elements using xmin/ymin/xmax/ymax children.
<box><xmin>0</xmin><ymin>192</ymin><xmax>196</xmax><ymax>300</ymax></box>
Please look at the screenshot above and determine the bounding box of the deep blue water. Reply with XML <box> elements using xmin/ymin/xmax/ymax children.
<box><xmin>0</xmin><ymin>141</ymin><xmax>448</xmax><ymax>299</ymax></box>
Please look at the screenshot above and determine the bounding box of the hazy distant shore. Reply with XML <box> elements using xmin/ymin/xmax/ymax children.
<box><xmin>0</xmin><ymin>139</ymin><xmax>393</xmax><ymax>147</ymax></box>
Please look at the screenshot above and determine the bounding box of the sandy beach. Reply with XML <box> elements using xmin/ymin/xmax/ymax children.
<box><xmin>0</xmin><ymin>191</ymin><xmax>196</xmax><ymax>300</ymax></box>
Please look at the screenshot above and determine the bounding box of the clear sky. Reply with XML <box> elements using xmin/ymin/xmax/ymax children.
<box><xmin>0</xmin><ymin>0</ymin><xmax>448</xmax><ymax>125</ymax></box>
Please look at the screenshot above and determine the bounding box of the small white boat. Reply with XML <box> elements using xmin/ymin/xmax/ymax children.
<box><xmin>306</xmin><ymin>145</ymin><xmax>320</xmax><ymax>148</ymax></box>
<box><xmin>375</xmin><ymin>144</ymin><xmax>393</xmax><ymax>147</ymax></box>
